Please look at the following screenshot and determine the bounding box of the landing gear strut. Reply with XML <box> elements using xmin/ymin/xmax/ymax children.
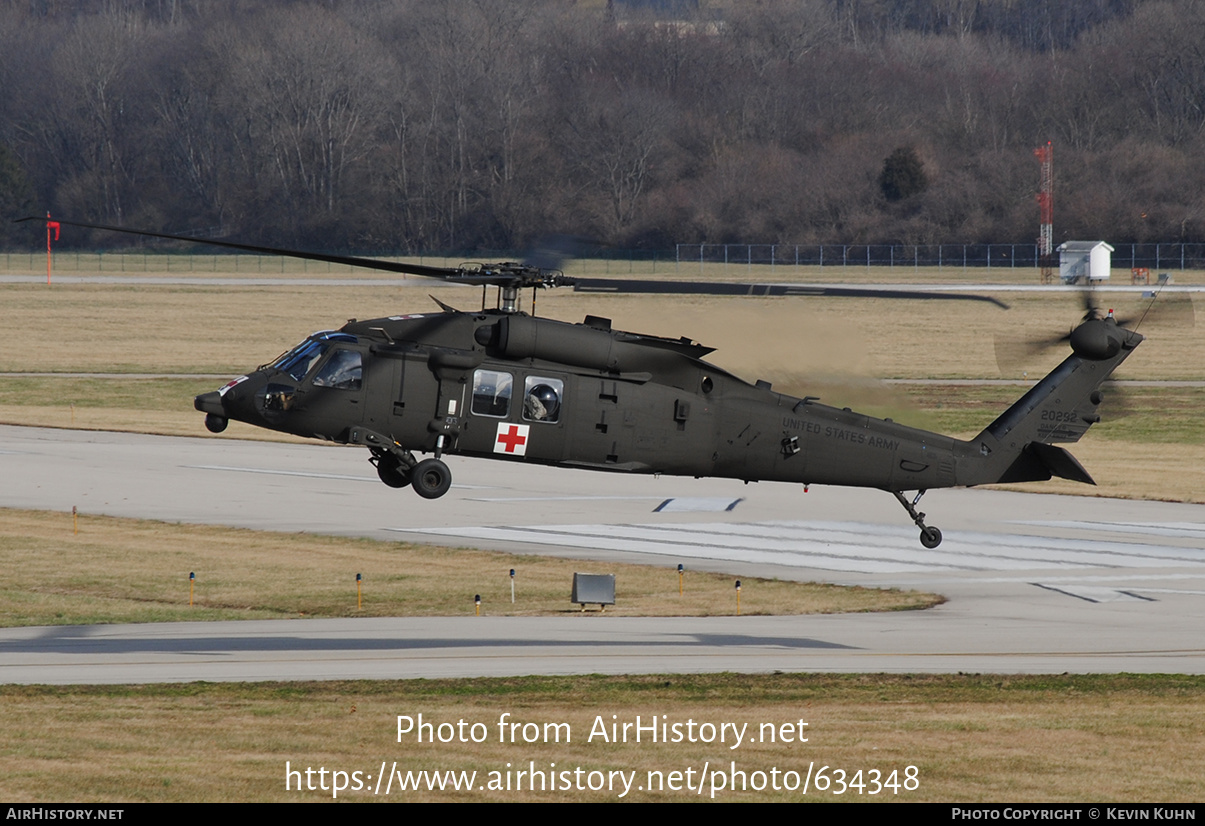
<box><xmin>352</xmin><ymin>427</ymin><xmax>455</xmax><ymax>500</ymax></box>
<box><xmin>892</xmin><ymin>490</ymin><xmax>943</xmax><ymax>548</ymax></box>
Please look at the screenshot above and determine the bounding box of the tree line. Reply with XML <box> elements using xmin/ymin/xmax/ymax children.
<box><xmin>1</xmin><ymin>0</ymin><xmax>1203</xmax><ymax>253</ymax></box>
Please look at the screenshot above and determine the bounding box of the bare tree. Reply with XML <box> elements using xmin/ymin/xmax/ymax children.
<box><xmin>36</xmin><ymin>9</ymin><xmax>156</xmax><ymax>224</ymax></box>
<box><xmin>557</xmin><ymin>86</ymin><xmax>674</xmax><ymax>239</ymax></box>
<box><xmin>212</xmin><ymin>5</ymin><xmax>391</xmax><ymax>241</ymax></box>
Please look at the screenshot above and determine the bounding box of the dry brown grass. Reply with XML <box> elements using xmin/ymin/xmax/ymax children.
<box><xmin>1</xmin><ymin>278</ymin><xmax>1199</xmax><ymax>379</ymax></box>
<box><xmin>0</xmin><ymin>508</ymin><xmax>939</xmax><ymax>627</ymax></box>
<box><xmin>1</xmin><ymin>674</ymin><xmax>1201</xmax><ymax>802</ymax></box>
<box><xmin>533</xmin><ymin>290</ymin><xmax>1201</xmax><ymax>382</ymax></box>
<box><xmin>0</xmin><ymin>283</ymin><xmax>399</xmax><ymax>373</ymax></box>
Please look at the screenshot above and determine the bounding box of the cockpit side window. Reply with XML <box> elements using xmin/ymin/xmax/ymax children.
<box><xmin>471</xmin><ymin>369</ymin><xmax>512</xmax><ymax>417</ymax></box>
<box><xmin>273</xmin><ymin>340</ymin><xmax>329</xmax><ymax>381</ymax></box>
<box><xmin>312</xmin><ymin>349</ymin><xmax>362</xmax><ymax>390</ymax></box>
<box><xmin>269</xmin><ymin>332</ymin><xmax>356</xmax><ymax>382</ymax></box>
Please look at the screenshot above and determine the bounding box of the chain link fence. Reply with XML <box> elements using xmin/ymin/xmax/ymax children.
<box><xmin>675</xmin><ymin>243</ymin><xmax>1205</xmax><ymax>271</ymax></box>
<box><xmin>0</xmin><ymin>248</ymin><xmax>669</xmax><ymax>276</ymax></box>
<box><xmin>4</xmin><ymin>244</ymin><xmax>1204</xmax><ymax>276</ymax></box>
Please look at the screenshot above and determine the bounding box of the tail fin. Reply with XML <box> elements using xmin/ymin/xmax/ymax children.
<box><xmin>958</xmin><ymin>318</ymin><xmax>1143</xmax><ymax>487</ymax></box>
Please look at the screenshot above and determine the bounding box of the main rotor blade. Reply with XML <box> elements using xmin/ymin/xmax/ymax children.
<box><xmin>15</xmin><ymin>216</ymin><xmax>462</xmax><ymax>280</ymax></box>
<box><xmin>570</xmin><ymin>278</ymin><xmax>1009</xmax><ymax>308</ymax></box>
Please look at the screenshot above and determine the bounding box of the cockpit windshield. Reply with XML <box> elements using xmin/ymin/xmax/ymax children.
<box><xmin>269</xmin><ymin>331</ymin><xmax>356</xmax><ymax>381</ymax></box>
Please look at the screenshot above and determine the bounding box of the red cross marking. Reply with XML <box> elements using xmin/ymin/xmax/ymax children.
<box><xmin>496</xmin><ymin>424</ymin><xmax>528</xmax><ymax>454</ymax></box>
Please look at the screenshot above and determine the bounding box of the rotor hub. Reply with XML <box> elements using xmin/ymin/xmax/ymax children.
<box><xmin>1069</xmin><ymin>318</ymin><xmax>1135</xmax><ymax>360</ymax></box>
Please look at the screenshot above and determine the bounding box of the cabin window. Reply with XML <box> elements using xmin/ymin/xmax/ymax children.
<box><xmin>523</xmin><ymin>376</ymin><xmax>563</xmax><ymax>423</ymax></box>
<box><xmin>471</xmin><ymin>369</ymin><xmax>513</xmax><ymax>417</ymax></box>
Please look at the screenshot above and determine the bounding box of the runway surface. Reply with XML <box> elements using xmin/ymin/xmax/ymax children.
<box><xmin>2</xmin><ymin>424</ymin><xmax>1204</xmax><ymax>682</ymax></box>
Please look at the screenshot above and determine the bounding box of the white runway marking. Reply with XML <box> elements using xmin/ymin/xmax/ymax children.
<box><xmin>394</xmin><ymin>519</ymin><xmax>1205</xmax><ymax>575</ymax></box>
<box><xmin>1120</xmin><ymin>588</ymin><xmax>1205</xmax><ymax>595</ymax></box>
<box><xmin>185</xmin><ymin>464</ymin><xmax>375</xmax><ymax>482</ymax></box>
<box><xmin>1019</xmin><ymin>520</ymin><xmax>1205</xmax><ymax>541</ymax></box>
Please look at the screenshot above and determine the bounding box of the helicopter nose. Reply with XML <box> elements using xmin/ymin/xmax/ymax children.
<box><xmin>197</xmin><ymin>373</ymin><xmax>258</xmax><ymax>430</ymax></box>
<box><xmin>195</xmin><ymin>374</ymin><xmax>264</xmax><ymax>432</ymax></box>
<box><xmin>194</xmin><ymin>390</ymin><xmax>224</xmax><ymax>416</ymax></box>
<box><xmin>195</xmin><ymin>390</ymin><xmax>229</xmax><ymax>433</ymax></box>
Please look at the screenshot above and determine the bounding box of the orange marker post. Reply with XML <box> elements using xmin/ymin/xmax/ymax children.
<box><xmin>678</xmin><ymin>564</ymin><xmax>684</xmax><ymax>596</ymax></box>
<box><xmin>72</xmin><ymin>505</ymin><xmax>77</xmax><ymax>535</ymax></box>
<box><xmin>735</xmin><ymin>579</ymin><xmax>742</xmax><ymax>616</ymax></box>
<box><xmin>356</xmin><ymin>573</ymin><xmax>362</xmax><ymax>611</ymax></box>
<box><xmin>45</xmin><ymin>213</ymin><xmax>60</xmax><ymax>285</ymax></box>
<box><xmin>189</xmin><ymin>572</ymin><xmax>196</xmax><ymax>607</ymax></box>
<box><xmin>475</xmin><ymin>594</ymin><xmax>481</xmax><ymax>616</ymax></box>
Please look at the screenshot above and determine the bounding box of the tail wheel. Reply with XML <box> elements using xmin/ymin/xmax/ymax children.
<box><xmin>892</xmin><ymin>491</ymin><xmax>943</xmax><ymax>548</ymax></box>
<box><xmin>412</xmin><ymin>458</ymin><xmax>452</xmax><ymax>499</ymax></box>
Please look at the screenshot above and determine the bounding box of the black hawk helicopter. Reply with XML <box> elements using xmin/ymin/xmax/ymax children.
<box><xmin>21</xmin><ymin>217</ymin><xmax>1144</xmax><ymax>548</ymax></box>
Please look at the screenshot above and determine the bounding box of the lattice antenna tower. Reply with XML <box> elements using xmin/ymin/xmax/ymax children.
<box><xmin>1035</xmin><ymin>142</ymin><xmax>1053</xmax><ymax>283</ymax></box>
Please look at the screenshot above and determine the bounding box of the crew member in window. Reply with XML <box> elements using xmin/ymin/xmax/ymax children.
<box><xmin>524</xmin><ymin>383</ymin><xmax>560</xmax><ymax>422</ymax></box>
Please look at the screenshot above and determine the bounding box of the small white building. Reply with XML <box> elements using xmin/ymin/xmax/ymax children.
<box><xmin>1057</xmin><ymin>241</ymin><xmax>1113</xmax><ymax>284</ymax></box>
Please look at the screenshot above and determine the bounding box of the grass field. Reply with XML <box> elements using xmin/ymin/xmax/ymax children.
<box><xmin>1</xmin><ymin>273</ymin><xmax>1198</xmax><ymax>377</ymax></box>
<box><xmin>0</xmin><ymin>509</ymin><xmax>939</xmax><ymax>627</ymax></box>
<box><xmin>2</xmin><ymin>674</ymin><xmax>1202</xmax><ymax>802</ymax></box>
<box><xmin>1</xmin><ymin>275</ymin><xmax>1197</xmax><ymax>378</ymax></box>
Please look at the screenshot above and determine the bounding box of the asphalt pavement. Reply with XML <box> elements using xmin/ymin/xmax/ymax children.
<box><xmin>2</xmin><ymin>424</ymin><xmax>1203</xmax><ymax>683</ymax></box>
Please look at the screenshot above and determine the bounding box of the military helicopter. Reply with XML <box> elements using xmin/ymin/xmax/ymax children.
<box><xmin>21</xmin><ymin>217</ymin><xmax>1144</xmax><ymax>547</ymax></box>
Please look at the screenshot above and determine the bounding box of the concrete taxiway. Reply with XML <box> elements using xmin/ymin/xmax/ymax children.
<box><xmin>2</xmin><ymin>423</ymin><xmax>1204</xmax><ymax>682</ymax></box>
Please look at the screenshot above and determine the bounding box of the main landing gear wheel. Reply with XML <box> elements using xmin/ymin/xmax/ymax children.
<box><xmin>920</xmin><ymin>526</ymin><xmax>943</xmax><ymax>549</ymax></box>
<box><xmin>411</xmin><ymin>458</ymin><xmax>452</xmax><ymax>499</ymax></box>
<box><xmin>375</xmin><ymin>457</ymin><xmax>411</xmax><ymax>489</ymax></box>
